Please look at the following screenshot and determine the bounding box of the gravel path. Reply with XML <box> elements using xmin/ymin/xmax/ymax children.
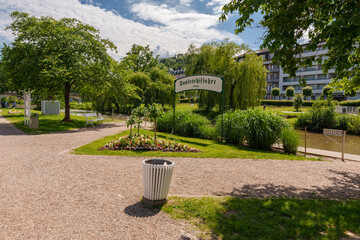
<box><xmin>1</xmin><ymin>115</ymin><xmax>360</xmax><ymax>239</ymax></box>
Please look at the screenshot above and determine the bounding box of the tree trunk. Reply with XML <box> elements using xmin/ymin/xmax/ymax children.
<box><xmin>229</xmin><ymin>84</ymin><xmax>235</xmax><ymax>109</ymax></box>
<box><xmin>154</xmin><ymin>118</ymin><xmax>157</xmax><ymax>142</ymax></box>
<box><xmin>62</xmin><ymin>83</ymin><xmax>72</xmax><ymax>122</ymax></box>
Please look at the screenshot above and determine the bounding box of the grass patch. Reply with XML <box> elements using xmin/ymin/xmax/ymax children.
<box><xmin>161</xmin><ymin>196</ymin><xmax>360</xmax><ymax>240</ymax></box>
<box><xmin>73</xmin><ymin>129</ymin><xmax>317</xmax><ymax>160</ymax></box>
<box><xmin>0</xmin><ymin>108</ymin><xmax>100</xmax><ymax>134</ymax></box>
<box><xmin>176</xmin><ymin>103</ymin><xmax>198</xmax><ymax>112</ymax></box>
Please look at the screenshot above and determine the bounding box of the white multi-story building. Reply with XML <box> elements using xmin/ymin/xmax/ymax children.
<box><xmin>237</xmin><ymin>45</ymin><xmax>360</xmax><ymax>100</ymax></box>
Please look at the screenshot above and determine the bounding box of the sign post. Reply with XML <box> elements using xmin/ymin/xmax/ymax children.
<box><xmin>323</xmin><ymin>128</ymin><xmax>346</xmax><ymax>161</ymax></box>
<box><xmin>173</xmin><ymin>75</ymin><xmax>225</xmax><ymax>141</ymax></box>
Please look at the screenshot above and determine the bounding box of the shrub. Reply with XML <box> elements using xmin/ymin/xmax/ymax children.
<box><xmin>281</xmin><ymin>128</ymin><xmax>299</xmax><ymax>154</ymax></box>
<box><xmin>302</xmin><ymin>86</ymin><xmax>313</xmax><ymax>100</ymax></box>
<box><xmin>348</xmin><ymin>115</ymin><xmax>360</xmax><ymax>134</ymax></box>
<box><xmin>336</xmin><ymin>114</ymin><xmax>352</xmax><ymax>130</ymax></box>
<box><xmin>294</xmin><ymin>99</ymin><xmax>337</xmax><ymax>131</ymax></box>
<box><xmin>271</xmin><ymin>88</ymin><xmax>280</xmax><ymax>100</ymax></box>
<box><xmin>157</xmin><ymin>110</ymin><xmax>210</xmax><ymax>138</ymax></box>
<box><xmin>339</xmin><ymin>100</ymin><xmax>360</xmax><ymax>107</ymax></box>
<box><xmin>261</xmin><ymin>100</ymin><xmax>315</xmax><ymax>107</ymax></box>
<box><xmin>293</xmin><ymin>94</ymin><xmax>303</xmax><ymax>111</ymax></box>
<box><xmin>285</xmin><ymin>87</ymin><xmax>295</xmax><ymax>99</ymax></box>
<box><xmin>323</xmin><ymin>86</ymin><xmax>333</xmax><ymax>98</ymax></box>
<box><xmin>294</xmin><ymin>113</ymin><xmax>311</xmax><ymax>129</ymax></box>
<box><xmin>243</xmin><ymin>108</ymin><xmax>288</xmax><ymax>150</ymax></box>
<box><xmin>215</xmin><ymin>110</ymin><xmax>247</xmax><ymax>144</ymax></box>
<box><xmin>198</xmin><ymin>125</ymin><xmax>216</xmax><ymax>140</ymax></box>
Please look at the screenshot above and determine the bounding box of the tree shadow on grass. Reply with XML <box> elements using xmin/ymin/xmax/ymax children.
<box><xmin>124</xmin><ymin>201</ymin><xmax>161</xmax><ymax>218</ymax></box>
<box><xmin>186</xmin><ymin>170</ymin><xmax>360</xmax><ymax>239</ymax></box>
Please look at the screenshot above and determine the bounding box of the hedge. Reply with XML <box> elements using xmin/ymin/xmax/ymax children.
<box><xmin>338</xmin><ymin>100</ymin><xmax>360</xmax><ymax>107</ymax></box>
<box><xmin>261</xmin><ymin>100</ymin><xmax>315</xmax><ymax>107</ymax></box>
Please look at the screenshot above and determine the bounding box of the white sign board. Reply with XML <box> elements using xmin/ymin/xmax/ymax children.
<box><xmin>323</xmin><ymin>129</ymin><xmax>344</xmax><ymax>137</ymax></box>
<box><xmin>41</xmin><ymin>100</ymin><xmax>60</xmax><ymax>115</ymax></box>
<box><xmin>175</xmin><ymin>75</ymin><xmax>223</xmax><ymax>93</ymax></box>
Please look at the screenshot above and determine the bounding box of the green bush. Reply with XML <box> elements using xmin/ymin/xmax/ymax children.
<box><xmin>285</xmin><ymin>87</ymin><xmax>295</xmax><ymax>99</ymax></box>
<box><xmin>336</xmin><ymin>114</ymin><xmax>352</xmax><ymax>130</ymax></box>
<box><xmin>271</xmin><ymin>88</ymin><xmax>280</xmax><ymax>100</ymax></box>
<box><xmin>281</xmin><ymin>128</ymin><xmax>299</xmax><ymax>154</ymax></box>
<box><xmin>243</xmin><ymin>108</ymin><xmax>288</xmax><ymax>150</ymax></box>
<box><xmin>70</xmin><ymin>102</ymin><xmax>92</xmax><ymax>110</ymax></box>
<box><xmin>215</xmin><ymin>110</ymin><xmax>247</xmax><ymax>144</ymax></box>
<box><xmin>348</xmin><ymin>115</ymin><xmax>360</xmax><ymax>134</ymax></box>
<box><xmin>261</xmin><ymin>100</ymin><xmax>315</xmax><ymax>107</ymax></box>
<box><xmin>198</xmin><ymin>125</ymin><xmax>216</xmax><ymax>140</ymax></box>
<box><xmin>339</xmin><ymin>100</ymin><xmax>360</xmax><ymax>107</ymax></box>
<box><xmin>157</xmin><ymin>110</ymin><xmax>210</xmax><ymax>138</ymax></box>
<box><xmin>293</xmin><ymin>94</ymin><xmax>303</xmax><ymax>111</ymax></box>
<box><xmin>294</xmin><ymin>100</ymin><xmax>337</xmax><ymax>131</ymax></box>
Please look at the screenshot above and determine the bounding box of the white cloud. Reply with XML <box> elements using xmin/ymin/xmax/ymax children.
<box><xmin>131</xmin><ymin>2</ymin><xmax>242</xmax><ymax>44</ymax></box>
<box><xmin>206</xmin><ymin>0</ymin><xmax>230</xmax><ymax>14</ymax></box>
<box><xmin>0</xmin><ymin>0</ymin><xmax>242</xmax><ymax>58</ymax></box>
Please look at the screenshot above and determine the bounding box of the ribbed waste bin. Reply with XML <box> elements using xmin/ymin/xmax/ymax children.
<box><xmin>142</xmin><ymin>159</ymin><xmax>174</xmax><ymax>206</ymax></box>
<box><xmin>30</xmin><ymin>113</ymin><xmax>39</xmax><ymax>129</ymax></box>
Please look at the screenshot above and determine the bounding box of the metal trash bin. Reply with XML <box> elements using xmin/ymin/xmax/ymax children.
<box><xmin>142</xmin><ymin>159</ymin><xmax>174</xmax><ymax>206</ymax></box>
<box><xmin>30</xmin><ymin>113</ymin><xmax>39</xmax><ymax>129</ymax></box>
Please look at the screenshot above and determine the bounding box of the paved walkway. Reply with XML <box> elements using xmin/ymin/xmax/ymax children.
<box><xmin>0</xmin><ymin>115</ymin><xmax>360</xmax><ymax>239</ymax></box>
<box><xmin>298</xmin><ymin>146</ymin><xmax>360</xmax><ymax>162</ymax></box>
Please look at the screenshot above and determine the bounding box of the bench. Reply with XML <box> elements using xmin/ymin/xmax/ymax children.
<box><xmin>84</xmin><ymin>112</ymin><xmax>105</xmax><ymax>127</ymax></box>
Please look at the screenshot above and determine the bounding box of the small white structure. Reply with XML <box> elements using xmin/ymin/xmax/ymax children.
<box><xmin>41</xmin><ymin>100</ymin><xmax>60</xmax><ymax>115</ymax></box>
<box><xmin>23</xmin><ymin>89</ymin><xmax>33</xmax><ymax>127</ymax></box>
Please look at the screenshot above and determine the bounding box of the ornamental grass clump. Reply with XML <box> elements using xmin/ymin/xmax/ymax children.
<box><xmin>101</xmin><ymin>134</ymin><xmax>199</xmax><ymax>152</ymax></box>
<box><xmin>157</xmin><ymin>110</ymin><xmax>210</xmax><ymax>138</ymax></box>
<box><xmin>243</xmin><ymin>108</ymin><xmax>288</xmax><ymax>150</ymax></box>
<box><xmin>281</xmin><ymin>128</ymin><xmax>300</xmax><ymax>154</ymax></box>
<box><xmin>216</xmin><ymin>110</ymin><xmax>246</xmax><ymax>144</ymax></box>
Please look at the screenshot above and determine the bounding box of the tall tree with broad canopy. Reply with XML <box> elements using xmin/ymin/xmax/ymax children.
<box><xmin>1</xmin><ymin>11</ymin><xmax>116</xmax><ymax>121</ymax></box>
<box><xmin>220</xmin><ymin>0</ymin><xmax>360</xmax><ymax>93</ymax></box>
<box><xmin>121</xmin><ymin>44</ymin><xmax>159</xmax><ymax>72</ymax></box>
<box><xmin>185</xmin><ymin>40</ymin><xmax>266</xmax><ymax>110</ymax></box>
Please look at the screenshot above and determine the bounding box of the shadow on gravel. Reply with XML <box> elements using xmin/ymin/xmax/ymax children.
<box><xmin>216</xmin><ymin>170</ymin><xmax>360</xmax><ymax>200</ymax></box>
<box><xmin>124</xmin><ymin>201</ymin><xmax>160</xmax><ymax>218</ymax></box>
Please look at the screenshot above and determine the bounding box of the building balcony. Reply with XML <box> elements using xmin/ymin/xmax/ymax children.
<box><xmin>266</xmin><ymin>78</ymin><xmax>279</xmax><ymax>83</ymax></box>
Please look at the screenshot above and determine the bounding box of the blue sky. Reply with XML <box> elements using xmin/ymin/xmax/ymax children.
<box><xmin>0</xmin><ymin>0</ymin><xmax>265</xmax><ymax>59</ymax></box>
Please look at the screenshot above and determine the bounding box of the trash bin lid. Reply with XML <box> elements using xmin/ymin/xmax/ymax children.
<box><xmin>143</xmin><ymin>159</ymin><xmax>174</xmax><ymax>166</ymax></box>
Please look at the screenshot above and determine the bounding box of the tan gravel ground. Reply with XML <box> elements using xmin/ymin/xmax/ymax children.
<box><xmin>1</xmin><ymin>115</ymin><xmax>360</xmax><ymax>239</ymax></box>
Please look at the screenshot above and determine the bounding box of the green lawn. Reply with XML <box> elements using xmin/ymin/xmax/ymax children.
<box><xmin>161</xmin><ymin>196</ymin><xmax>360</xmax><ymax>240</ymax></box>
<box><xmin>0</xmin><ymin>108</ymin><xmax>101</xmax><ymax>134</ymax></box>
<box><xmin>175</xmin><ymin>103</ymin><xmax>198</xmax><ymax>111</ymax></box>
<box><xmin>73</xmin><ymin>129</ymin><xmax>317</xmax><ymax>160</ymax></box>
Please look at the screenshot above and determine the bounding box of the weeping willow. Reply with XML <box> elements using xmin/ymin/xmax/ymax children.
<box><xmin>185</xmin><ymin>41</ymin><xmax>266</xmax><ymax>110</ymax></box>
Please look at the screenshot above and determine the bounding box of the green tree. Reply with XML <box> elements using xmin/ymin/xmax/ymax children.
<box><xmin>293</xmin><ymin>94</ymin><xmax>303</xmax><ymax>112</ymax></box>
<box><xmin>285</xmin><ymin>87</ymin><xmax>295</xmax><ymax>100</ymax></box>
<box><xmin>1</xmin><ymin>11</ymin><xmax>116</xmax><ymax>121</ymax></box>
<box><xmin>121</xmin><ymin>44</ymin><xmax>159</xmax><ymax>72</ymax></box>
<box><xmin>185</xmin><ymin>41</ymin><xmax>265</xmax><ymax>110</ymax></box>
<box><xmin>271</xmin><ymin>87</ymin><xmax>280</xmax><ymax>100</ymax></box>
<box><xmin>220</xmin><ymin>0</ymin><xmax>360</xmax><ymax>93</ymax></box>
<box><xmin>148</xmin><ymin>103</ymin><xmax>164</xmax><ymax>142</ymax></box>
<box><xmin>80</xmin><ymin>59</ymin><xmax>140</xmax><ymax>113</ymax></box>
<box><xmin>126</xmin><ymin>115</ymin><xmax>137</xmax><ymax>137</ymax></box>
<box><xmin>323</xmin><ymin>86</ymin><xmax>333</xmax><ymax>99</ymax></box>
<box><xmin>132</xmin><ymin>104</ymin><xmax>148</xmax><ymax>134</ymax></box>
<box><xmin>302</xmin><ymin>86</ymin><xmax>313</xmax><ymax>100</ymax></box>
<box><xmin>127</xmin><ymin>67</ymin><xmax>174</xmax><ymax>107</ymax></box>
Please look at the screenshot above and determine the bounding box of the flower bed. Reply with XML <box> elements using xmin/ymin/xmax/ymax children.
<box><xmin>101</xmin><ymin>134</ymin><xmax>200</xmax><ymax>152</ymax></box>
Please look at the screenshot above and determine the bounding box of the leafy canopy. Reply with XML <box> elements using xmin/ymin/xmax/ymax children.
<box><xmin>220</xmin><ymin>0</ymin><xmax>360</xmax><ymax>92</ymax></box>
<box><xmin>1</xmin><ymin>11</ymin><xmax>116</xmax><ymax>121</ymax></box>
<box><xmin>185</xmin><ymin>40</ymin><xmax>266</xmax><ymax>110</ymax></box>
